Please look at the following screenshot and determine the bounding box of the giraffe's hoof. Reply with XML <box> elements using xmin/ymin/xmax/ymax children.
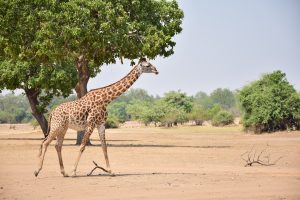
<box><xmin>34</xmin><ymin>171</ymin><xmax>39</xmax><ymax>177</ymax></box>
<box><xmin>62</xmin><ymin>173</ymin><xmax>69</xmax><ymax>177</ymax></box>
<box><xmin>71</xmin><ymin>171</ymin><xmax>77</xmax><ymax>177</ymax></box>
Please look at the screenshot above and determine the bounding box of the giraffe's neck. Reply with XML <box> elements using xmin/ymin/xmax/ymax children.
<box><xmin>92</xmin><ymin>65</ymin><xmax>142</xmax><ymax>104</ymax></box>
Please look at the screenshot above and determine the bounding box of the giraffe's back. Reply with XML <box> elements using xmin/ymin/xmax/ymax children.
<box><xmin>51</xmin><ymin>100</ymin><xmax>89</xmax><ymax>131</ymax></box>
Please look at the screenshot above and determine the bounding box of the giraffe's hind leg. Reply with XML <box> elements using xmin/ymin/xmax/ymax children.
<box><xmin>34</xmin><ymin>134</ymin><xmax>55</xmax><ymax>177</ymax></box>
<box><xmin>55</xmin><ymin>130</ymin><xmax>68</xmax><ymax>177</ymax></box>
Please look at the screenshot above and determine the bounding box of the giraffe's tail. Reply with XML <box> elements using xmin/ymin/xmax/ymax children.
<box><xmin>38</xmin><ymin>137</ymin><xmax>48</xmax><ymax>157</ymax></box>
<box><xmin>38</xmin><ymin>113</ymin><xmax>52</xmax><ymax>157</ymax></box>
<box><xmin>46</xmin><ymin>113</ymin><xmax>52</xmax><ymax>137</ymax></box>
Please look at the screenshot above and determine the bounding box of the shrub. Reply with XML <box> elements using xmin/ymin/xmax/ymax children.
<box><xmin>188</xmin><ymin>105</ymin><xmax>208</xmax><ymax>125</ymax></box>
<box><xmin>212</xmin><ymin>110</ymin><xmax>234</xmax><ymax>126</ymax></box>
<box><xmin>105</xmin><ymin>115</ymin><xmax>119</xmax><ymax>129</ymax></box>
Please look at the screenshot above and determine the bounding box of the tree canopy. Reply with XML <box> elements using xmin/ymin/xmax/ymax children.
<box><xmin>210</xmin><ymin>88</ymin><xmax>236</xmax><ymax>110</ymax></box>
<box><xmin>239</xmin><ymin>70</ymin><xmax>300</xmax><ymax>133</ymax></box>
<box><xmin>0</xmin><ymin>0</ymin><xmax>184</xmax><ymax>136</ymax></box>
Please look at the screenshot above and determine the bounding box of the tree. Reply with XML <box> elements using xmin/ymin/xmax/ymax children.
<box><xmin>193</xmin><ymin>91</ymin><xmax>211</xmax><ymax>109</ymax></box>
<box><xmin>160</xmin><ymin>106</ymin><xmax>188</xmax><ymax>127</ymax></box>
<box><xmin>126</xmin><ymin>100</ymin><xmax>150</xmax><ymax>121</ymax></box>
<box><xmin>162</xmin><ymin>91</ymin><xmax>193</xmax><ymax>113</ymax></box>
<box><xmin>210</xmin><ymin>88</ymin><xmax>236</xmax><ymax>110</ymax></box>
<box><xmin>115</xmin><ymin>88</ymin><xmax>154</xmax><ymax>104</ymax></box>
<box><xmin>107</xmin><ymin>101</ymin><xmax>129</xmax><ymax>123</ymax></box>
<box><xmin>207</xmin><ymin>104</ymin><xmax>222</xmax><ymax>120</ymax></box>
<box><xmin>0</xmin><ymin>1</ymin><xmax>79</xmax><ymax>136</ymax></box>
<box><xmin>0</xmin><ymin>0</ymin><xmax>184</xmax><ymax>139</ymax></box>
<box><xmin>0</xmin><ymin>94</ymin><xmax>33</xmax><ymax>123</ymax></box>
<box><xmin>239</xmin><ymin>70</ymin><xmax>300</xmax><ymax>133</ymax></box>
<box><xmin>139</xmin><ymin>100</ymin><xmax>167</xmax><ymax>126</ymax></box>
<box><xmin>212</xmin><ymin>110</ymin><xmax>234</xmax><ymax>126</ymax></box>
<box><xmin>188</xmin><ymin>105</ymin><xmax>208</xmax><ymax>125</ymax></box>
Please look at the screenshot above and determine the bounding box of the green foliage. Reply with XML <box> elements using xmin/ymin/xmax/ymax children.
<box><xmin>107</xmin><ymin>101</ymin><xmax>128</xmax><ymax>123</ymax></box>
<box><xmin>188</xmin><ymin>105</ymin><xmax>208</xmax><ymax>125</ymax></box>
<box><xmin>109</xmin><ymin>89</ymin><xmax>155</xmax><ymax>123</ymax></box>
<box><xmin>212</xmin><ymin>110</ymin><xmax>234</xmax><ymax>126</ymax></box>
<box><xmin>162</xmin><ymin>90</ymin><xmax>193</xmax><ymax>113</ymax></box>
<box><xmin>160</xmin><ymin>105</ymin><xmax>188</xmax><ymax>127</ymax></box>
<box><xmin>207</xmin><ymin>104</ymin><xmax>222</xmax><ymax>120</ymax></box>
<box><xmin>127</xmin><ymin>100</ymin><xmax>151</xmax><ymax>120</ymax></box>
<box><xmin>140</xmin><ymin>100</ymin><xmax>167</xmax><ymax>126</ymax></box>
<box><xmin>0</xmin><ymin>94</ymin><xmax>32</xmax><ymax>123</ymax></box>
<box><xmin>193</xmin><ymin>91</ymin><xmax>211</xmax><ymax>109</ymax></box>
<box><xmin>116</xmin><ymin>89</ymin><xmax>154</xmax><ymax>104</ymax></box>
<box><xmin>105</xmin><ymin>114</ymin><xmax>119</xmax><ymax>129</ymax></box>
<box><xmin>0</xmin><ymin>1</ymin><xmax>78</xmax><ymax>113</ymax></box>
<box><xmin>239</xmin><ymin>70</ymin><xmax>300</xmax><ymax>133</ymax></box>
<box><xmin>210</xmin><ymin>88</ymin><xmax>236</xmax><ymax>110</ymax></box>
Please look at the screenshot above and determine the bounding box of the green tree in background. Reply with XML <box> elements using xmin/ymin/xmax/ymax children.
<box><xmin>162</xmin><ymin>91</ymin><xmax>193</xmax><ymax>113</ymax></box>
<box><xmin>127</xmin><ymin>100</ymin><xmax>151</xmax><ymax>121</ymax></box>
<box><xmin>0</xmin><ymin>94</ymin><xmax>32</xmax><ymax>123</ymax></box>
<box><xmin>212</xmin><ymin>110</ymin><xmax>234</xmax><ymax>126</ymax></box>
<box><xmin>107</xmin><ymin>101</ymin><xmax>128</xmax><ymax>123</ymax></box>
<box><xmin>193</xmin><ymin>91</ymin><xmax>211</xmax><ymax>109</ymax></box>
<box><xmin>239</xmin><ymin>70</ymin><xmax>300</xmax><ymax>133</ymax></box>
<box><xmin>188</xmin><ymin>104</ymin><xmax>208</xmax><ymax>125</ymax></box>
<box><xmin>210</xmin><ymin>88</ymin><xmax>236</xmax><ymax>110</ymax></box>
<box><xmin>0</xmin><ymin>0</ymin><xmax>183</xmax><ymax>138</ymax></box>
<box><xmin>207</xmin><ymin>104</ymin><xmax>222</xmax><ymax>120</ymax></box>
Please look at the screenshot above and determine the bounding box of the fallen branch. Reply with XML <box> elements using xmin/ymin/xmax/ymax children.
<box><xmin>87</xmin><ymin>161</ymin><xmax>112</xmax><ymax>176</ymax></box>
<box><xmin>241</xmin><ymin>146</ymin><xmax>283</xmax><ymax>167</ymax></box>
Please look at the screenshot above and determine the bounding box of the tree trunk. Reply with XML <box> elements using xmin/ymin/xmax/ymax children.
<box><xmin>75</xmin><ymin>55</ymin><xmax>92</xmax><ymax>145</ymax></box>
<box><xmin>25</xmin><ymin>88</ymin><xmax>48</xmax><ymax>138</ymax></box>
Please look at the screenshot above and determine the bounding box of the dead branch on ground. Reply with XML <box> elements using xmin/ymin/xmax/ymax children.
<box><xmin>87</xmin><ymin>161</ymin><xmax>112</xmax><ymax>176</ymax></box>
<box><xmin>241</xmin><ymin>146</ymin><xmax>283</xmax><ymax>167</ymax></box>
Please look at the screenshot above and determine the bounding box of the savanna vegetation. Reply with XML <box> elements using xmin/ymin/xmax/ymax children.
<box><xmin>1</xmin><ymin>70</ymin><xmax>299</xmax><ymax>133</ymax></box>
<box><xmin>0</xmin><ymin>87</ymin><xmax>238</xmax><ymax>128</ymax></box>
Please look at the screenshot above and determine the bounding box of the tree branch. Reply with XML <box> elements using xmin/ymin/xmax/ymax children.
<box><xmin>87</xmin><ymin>161</ymin><xmax>112</xmax><ymax>176</ymax></box>
<box><xmin>241</xmin><ymin>147</ymin><xmax>283</xmax><ymax>167</ymax></box>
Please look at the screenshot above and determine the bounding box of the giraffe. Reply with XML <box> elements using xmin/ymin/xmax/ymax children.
<box><xmin>34</xmin><ymin>58</ymin><xmax>158</xmax><ymax>177</ymax></box>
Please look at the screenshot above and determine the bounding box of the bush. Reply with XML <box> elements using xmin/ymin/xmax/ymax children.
<box><xmin>212</xmin><ymin>110</ymin><xmax>234</xmax><ymax>126</ymax></box>
<box><xmin>207</xmin><ymin>104</ymin><xmax>222</xmax><ymax>120</ymax></box>
<box><xmin>239</xmin><ymin>70</ymin><xmax>300</xmax><ymax>133</ymax></box>
<box><xmin>105</xmin><ymin>115</ymin><xmax>119</xmax><ymax>129</ymax></box>
<box><xmin>188</xmin><ymin>105</ymin><xmax>208</xmax><ymax>125</ymax></box>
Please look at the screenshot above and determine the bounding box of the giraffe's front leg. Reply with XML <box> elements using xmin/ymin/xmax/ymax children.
<box><xmin>71</xmin><ymin>125</ymin><xmax>95</xmax><ymax>177</ymax></box>
<box><xmin>97</xmin><ymin>123</ymin><xmax>111</xmax><ymax>173</ymax></box>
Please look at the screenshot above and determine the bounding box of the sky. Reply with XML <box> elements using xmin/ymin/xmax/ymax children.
<box><xmin>88</xmin><ymin>0</ymin><xmax>300</xmax><ymax>96</ymax></box>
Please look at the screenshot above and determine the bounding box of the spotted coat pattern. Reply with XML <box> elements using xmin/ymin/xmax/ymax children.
<box><xmin>34</xmin><ymin>60</ymin><xmax>158</xmax><ymax>177</ymax></box>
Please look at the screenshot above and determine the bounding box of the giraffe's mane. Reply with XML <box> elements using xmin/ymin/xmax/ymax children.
<box><xmin>88</xmin><ymin>64</ymin><xmax>139</xmax><ymax>93</ymax></box>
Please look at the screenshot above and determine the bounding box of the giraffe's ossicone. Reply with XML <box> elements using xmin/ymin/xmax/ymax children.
<box><xmin>34</xmin><ymin>59</ymin><xmax>158</xmax><ymax>177</ymax></box>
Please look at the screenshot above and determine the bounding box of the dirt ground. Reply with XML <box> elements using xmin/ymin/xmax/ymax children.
<box><xmin>0</xmin><ymin>124</ymin><xmax>299</xmax><ymax>200</ymax></box>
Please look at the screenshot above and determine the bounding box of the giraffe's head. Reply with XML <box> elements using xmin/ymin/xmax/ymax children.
<box><xmin>138</xmin><ymin>58</ymin><xmax>159</xmax><ymax>75</ymax></box>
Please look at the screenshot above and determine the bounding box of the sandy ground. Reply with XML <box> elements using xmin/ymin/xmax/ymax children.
<box><xmin>0</xmin><ymin>124</ymin><xmax>299</xmax><ymax>200</ymax></box>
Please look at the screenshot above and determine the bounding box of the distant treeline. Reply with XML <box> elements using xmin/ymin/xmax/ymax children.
<box><xmin>1</xmin><ymin>70</ymin><xmax>300</xmax><ymax>133</ymax></box>
<box><xmin>0</xmin><ymin>88</ymin><xmax>238</xmax><ymax>128</ymax></box>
